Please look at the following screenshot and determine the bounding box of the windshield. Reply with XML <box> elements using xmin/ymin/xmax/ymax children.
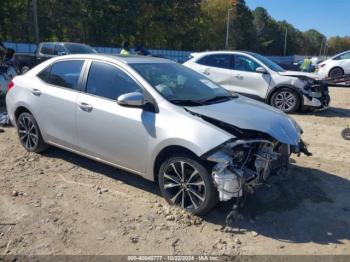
<box><xmin>64</xmin><ymin>43</ymin><xmax>97</xmax><ymax>54</ymax></box>
<box><xmin>250</xmin><ymin>53</ymin><xmax>286</xmax><ymax>72</ymax></box>
<box><xmin>130</xmin><ymin>63</ymin><xmax>233</xmax><ymax>106</ymax></box>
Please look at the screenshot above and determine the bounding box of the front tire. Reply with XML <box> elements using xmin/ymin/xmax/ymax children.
<box><xmin>270</xmin><ymin>88</ymin><xmax>300</xmax><ymax>113</ymax></box>
<box><xmin>17</xmin><ymin>112</ymin><xmax>48</xmax><ymax>152</ymax></box>
<box><xmin>158</xmin><ymin>154</ymin><xmax>218</xmax><ymax>215</ymax></box>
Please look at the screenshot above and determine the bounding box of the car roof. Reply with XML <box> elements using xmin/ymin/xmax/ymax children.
<box><xmin>331</xmin><ymin>50</ymin><xmax>350</xmax><ymax>58</ymax></box>
<box><xmin>190</xmin><ymin>50</ymin><xmax>255</xmax><ymax>58</ymax></box>
<box><xmin>40</xmin><ymin>42</ymin><xmax>91</xmax><ymax>46</ymax></box>
<box><xmin>50</xmin><ymin>54</ymin><xmax>174</xmax><ymax>64</ymax></box>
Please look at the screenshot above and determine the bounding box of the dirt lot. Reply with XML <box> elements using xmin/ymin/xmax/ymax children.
<box><xmin>0</xmin><ymin>87</ymin><xmax>349</xmax><ymax>256</ymax></box>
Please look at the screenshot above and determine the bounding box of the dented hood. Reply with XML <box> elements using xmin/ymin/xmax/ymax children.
<box><xmin>279</xmin><ymin>70</ymin><xmax>321</xmax><ymax>80</ymax></box>
<box><xmin>186</xmin><ymin>96</ymin><xmax>301</xmax><ymax>146</ymax></box>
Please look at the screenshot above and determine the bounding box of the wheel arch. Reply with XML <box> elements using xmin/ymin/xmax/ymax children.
<box><xmin>152</xmin><ymin>145</ymin><xmax>201</xmax><ymax>182</ymax></box>
<box><xmin>328</xmin><ymin>66</ymin><xmax>344</xmax><ymax>77</ymax></box>
<box><xmin>266</xmin><ymin>84</ymin><xmax>304</xmax><ymax>110</ymax></box>
<box><xmin>14</xmin><ymin>106</ymin><xmax>33</xmax><ymax>122</ymax></box>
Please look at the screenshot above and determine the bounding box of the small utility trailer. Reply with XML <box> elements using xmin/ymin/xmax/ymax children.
<box><xmin>325</xmin><ymin>74</ymin><xmax>350</xmax><ymax>87</ymax></box>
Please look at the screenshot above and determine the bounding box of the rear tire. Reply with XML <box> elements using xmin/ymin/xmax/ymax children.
<box><xmin>158</xmin><ymin>154</ymin><xmax>218</xmax><ymax>215</ymax></box>
<box><xmin>16</xmin><ymin>112</ymin><xmax>48</xmax><ymax>153</ymax></box>
<box><xmin>329</xmin><ymin>67</ymin><xmax>344</xmax><ymax>79</ymax></box>
<box><xmin>270</xmin><ymin>88</ymin><xmax>300</xmax><ymax>113</ymax></box>
<box><xmin>21</xmin><ymin>66</ymin><xmax>30</xmax><ymax>75</ymax></box>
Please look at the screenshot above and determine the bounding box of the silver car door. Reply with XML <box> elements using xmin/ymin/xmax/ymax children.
<box><xmin>34</xmin><ymin>59</ymin><xmax>85</xmax><ymax>149</ymax></box>
<box><xmin>231</xmin><ymin>55</ymin><xmax>271</xmax><ymax>99</ymax></box>
<box><xmin>76</xmin><ymin>60</ymin><xmax>152</xmax><ymax>174</ymax></box>
<box><xmin>194</xmin><ymin>54</ymin><xmax>237</xmax><ymax>92</ymax></box>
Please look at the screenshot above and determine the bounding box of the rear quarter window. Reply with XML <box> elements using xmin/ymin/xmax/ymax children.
<box><xmin>196</xmin><ymin>54</ymin><xmax>233</xmax><ymax>70</ymax></box>
<box><xmin>37</xmin><ymin>60</ymin><xmax>84</xmax><ymax>90</ymax></box>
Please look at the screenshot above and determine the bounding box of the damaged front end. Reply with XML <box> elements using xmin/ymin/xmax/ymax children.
<box><xmin>204</xmin><ymin>139</ymin><xmax>290</xmax><ymax>202</ymax></box>
<box><xmin>299</xmin><ymin>77</ymin><xmax>331</xmax><ymax>110</ymax></box>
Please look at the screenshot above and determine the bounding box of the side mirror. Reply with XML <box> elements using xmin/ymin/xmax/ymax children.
<box><xmin>117</xmin><ymin>92</ymin><xmax>144</xmax><ymax>107</ymax></box>
<box><xmin>256</xmin><ymin>67</ymin><xmax>268</xmax><ymax>74</ymax></box>
<box><xmin>57</xmin><ymin>51</ymin><xmax>67</xmax><ymax>56</ymax></box>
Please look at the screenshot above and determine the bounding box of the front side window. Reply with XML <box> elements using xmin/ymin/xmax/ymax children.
<box><xmin>86</xmin><ymin>61</ymin><xmax>142</xmax><ymax>100</ymax></box>
<box><xmin>38</xmin><ymin>60</ymin><xmax>84</xmax><ymax>90</ymax></box>
<box><xmin>197</xmin><ymin>54</ymin><xmax>233</xmax><ymax>70</ymax></box>
<box><xmin>335</xmin><ymin>52</ymin><xmax>350</xmax><ymax>60</ymax></box>
<box><xmin>249</xmin><ymin>52</ymin><xmax>285</xmax><ymax>72</ymax></box>
<box><xmin>41</xmin><ymin>43</ymin><xmax>55</xmax><ymax>55</ymax></box>
<box><xmin>233</xmin><ymin>55</ymin><xmax>260</xmax><ymax>72</ymax></box>
<box><xmin>54</xmin><ymin>44</ymin><xmax>66</xmax><ymax>55</ymax></box>
<box><xmin>131</xmin><ymin>62</ymin><xmax>232</xmax><ymax>106</ymax></box>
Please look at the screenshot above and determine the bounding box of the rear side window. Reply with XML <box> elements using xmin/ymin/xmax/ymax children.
<box><xmin>41</xmin><ymin>43</ymin><xmax>55</xmax><ymax>55</ymax></box>
<box><xmin>37</xmin><ymin>66</ymin><xmax>52</xmax><ymax>82</ymax></box>
<box><xmin>197</xmin><ymin>54</ymin><xmax>233</xmax><ymax>70</ymax></box>
<box><xmin>37</xmin><ymin>60</ymin><xmax>84</xmax><ymax>90</ymax></box>
<box><xmin>86</xmin><ymin>61</ymin><xmax>142</xmax><ymax>100</ymax></box>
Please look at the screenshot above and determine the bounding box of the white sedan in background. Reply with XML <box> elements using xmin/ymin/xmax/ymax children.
<box><xmin>184</xmin><ymin>51</ymin><xmax>330</xmax><ymax>113</ymax></box>
<box><xmin>317</xmin><ymin>50</ymin><xmax>350</xmax><ymax>79</ymax></box>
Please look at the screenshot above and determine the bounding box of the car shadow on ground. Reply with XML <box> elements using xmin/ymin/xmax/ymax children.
<box><xmin>301</xmin><ymin>106</ymin><xmax>350</xmax><ymax>118</ymax></box>
<box><xmin>43</xmin><ymin>147</ymin><xmax>161</xmax><ymax>196</ymax></box>
<box><xmin>43</xmin><ymin>148</ymin><xmax>350</xmax><ymax>245</ymax></box>
<box><xmin>205</xmin><ymin>164</ymin><xmax>350</xmax><ymax>245</ymax></box>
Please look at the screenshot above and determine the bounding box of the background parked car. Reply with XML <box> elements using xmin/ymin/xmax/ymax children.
<box><xmin>184</xmin><ymin>51</ymin><xmax>330</xmax><ymax>113</ymax></box>
<box><xmin>317</xmin><ymin>50</ymin><xmax>350</xmax><ymax>78</ymax></box>
<box><xmin>15</xmin><ymin>42</ymin><xmax>97</xmax><ymax>74</ymax></box>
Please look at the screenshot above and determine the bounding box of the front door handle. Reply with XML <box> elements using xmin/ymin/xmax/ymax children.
<box><xmin>78</xmin><ymin>102</ymin><xmax>93</xmax><ymax>112</ymax></box>
<box><xmin>31</xmin><ymin>88</ymin><xmax>41</xmax><ymax>96</ymax></box>
<box><xmin>203</xmin><ymin>69</ymin><xmax>210</xmax><ymax>75</ymax></box>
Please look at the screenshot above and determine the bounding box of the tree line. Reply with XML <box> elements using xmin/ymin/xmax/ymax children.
<box><xmin>0</xmin><ymin>0</ymin><xmax>349</xmax><ymax>55</ymax></box>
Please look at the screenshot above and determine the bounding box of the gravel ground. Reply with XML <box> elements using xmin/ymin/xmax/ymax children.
<box><xmin>0</xmin><ymin>87</ymin><xmax>349</xmax><ymax>255</ymax></box>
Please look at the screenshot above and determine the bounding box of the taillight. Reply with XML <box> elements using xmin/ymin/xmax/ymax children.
<box><xmin>7</xmin><ymin>81</ymin><xmax>14</xmax><ymax>91</ymax></box>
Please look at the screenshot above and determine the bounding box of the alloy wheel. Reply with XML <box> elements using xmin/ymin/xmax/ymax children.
<box><xmin>163</xmin><ymin>161</ymin><xmax>206</xmax><ymax>210</ymax></box>
<box><xmin>330</xmin><ymin>68</ymin><xmax>344</xmax><ymax>78</ymax></box>
<box><xmin>18</xmin><ymin>115</ymin><xmax>39</xmax><ymax>150</ymax></box>
<box><xmin>274</xmin><ymin>91</ymin><xmax>297</xmax><ymax>111</ymax></box>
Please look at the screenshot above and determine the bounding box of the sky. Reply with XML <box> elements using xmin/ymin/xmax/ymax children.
<box><xmin>245</xmin><ymin>0</ymin><xmax>349</xmax><ymax>37</ymax></box>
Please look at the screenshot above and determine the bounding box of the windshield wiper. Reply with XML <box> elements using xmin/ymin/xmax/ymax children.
<box><xmin>169</xmin><ymin>99</ymin><xmax>204</xmax><ymax>106</ymax></box>
<box><xmin>198</xmin><ymin>94</ymin><xmax>238</xmax><ymax>105</ymax></box>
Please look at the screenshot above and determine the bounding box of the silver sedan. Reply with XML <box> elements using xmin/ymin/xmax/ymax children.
<box><xmin>6</xmin><ymin>54</ymin><xmax>310</xmax><ymax>214</ymax></box>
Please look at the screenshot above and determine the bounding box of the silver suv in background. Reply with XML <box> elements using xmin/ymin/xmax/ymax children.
<box><xmin>184</xmin><ymin>51</ymin><xmax>330</xmax><ymax>113</ymax></box>
<box><xmin>6</xmin><ymin>54</ymin><xmax>310</xmax><ymax>214</ymax></box>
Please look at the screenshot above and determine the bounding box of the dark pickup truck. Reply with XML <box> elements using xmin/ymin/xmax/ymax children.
<box><xmin>15</xmin><ymin>42</ymin><xmax>97</xmax><ymax>73</ymax></box>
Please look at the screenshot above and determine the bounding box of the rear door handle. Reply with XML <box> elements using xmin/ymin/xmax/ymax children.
<box><xmin>78</xmin><ymin>102</ymin><xmax>93</xmax><ymax>112</ymax></box>
<box><xmin>31</xmin><ymin>88</ymin><xmax>41</xmax><ymax>96</ymax></box>
<box><xmin>235</xmin><ymin>74</ymin><xmax>243</xmax><ymax>80</ymax></box>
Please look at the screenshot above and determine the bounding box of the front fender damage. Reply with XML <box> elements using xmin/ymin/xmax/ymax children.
<box><xmin>204</xmin><ymin>139</ymin><xmax>287</xmax><ymax>202</ymax></box>
<box><xmin>199</xmin><ymin>122</ymin><xmax>311</xmax><ymax>203</ymax></box>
